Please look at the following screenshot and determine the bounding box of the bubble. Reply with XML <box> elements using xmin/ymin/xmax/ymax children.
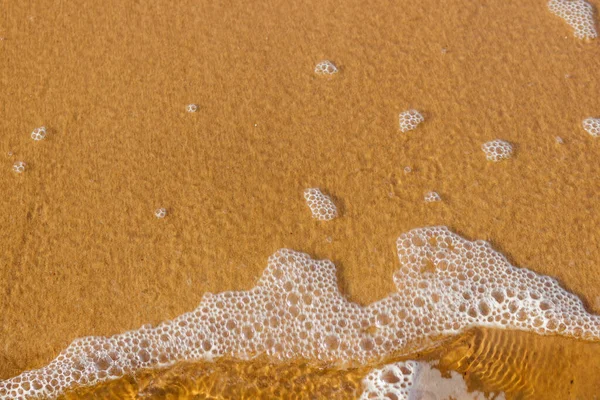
<box><xmin>323</xmin><ymin>334</ymin><xmax>340</xmax><ymax>350</ymax></box>
<box><xmin>582</xmin><ymin>117</ymin><xmax>600</xmax><ymax>137</ymax></box>
<box><xmin>186</xmin><ymin>104</ymin><xmax>198</xmax><ymax>113</ymax></box>
<box><xmin>398</xmin><ymin>110</ymin><xmax>424</xmax><ymax>132</ymax></box>
<box><xmin>31</xmin><ymin>126</ymin><xmax>47</xmax><ymax>141</ymax></box>
<box><xmin>548</xmin><ymin>0</ymin><xmax>597</xmax><ymax>40</ymax></box>
<box><xmin>303</xmin><ymin>188</ymin><xmax>338</xmax><ymax>221</ymax></box>
<box><xmin>424</xmin><ymin>192</ymin><xmax>441</xmax><ymax>203</ymax></box>
<box><xmin>555</xmin><ymin>136</ymin><xmax>565</xmax><ymax>144</ymax></box>
<box><xmin>154</xmin><ymin>208</ymin><xmax>167</xmax><ymax>219</ymax></box>
<box><xmin>314</xmin><ymin>60</ymin><xmax>338</xmax><ymax>75</ymax></box>
<box><xmin>481</xmin><ymin>139</ymin><xmax>513</xmax><ymax>162</ymax></box>
<box><xmin>12</xmin><ymin>161</ymin><xmax>26</xmax><ymax>173</ymax></box>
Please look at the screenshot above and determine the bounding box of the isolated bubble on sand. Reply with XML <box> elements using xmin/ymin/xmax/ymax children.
<box><xmin>399</xmin><ymin>110</ymin><xmax>424</xmax><ymax>132</ymax></box>
<box><xmin>361</xmin><ymin>360</ymin><xmax>503</xmax><ymax>400</ymax></box>
<box><xmin>12</xmin><ymin>161</ymin><xmax>26</xmax><ymax>173</ymax></box>
<box><xmin>548</xmin><ymin>0</ymin><xmax>598</xmax><ymax>40</ymax></box>
<box><xmin>186</xmin><ymin>104</ymin><xmax>198</xmax><ymax>113</ymax></box>
<box><xmin>2</xmin><ymin>226</ymin><xmax>598</xmax><ymax>399</ymax></box>
<box><xmin>582</xmin><ymin>117</ymin><xmax>600</xmax><ymax>137</ymax></box>
<box><xmin>482</xmin><ymin>139</ymin><xmax>513</xmax><ymax>162</ymax></box>
<box><xmin>154</xmin><ymin>208</ymin><xmax>167</xmax><ymax>218</ymax></box>
<box><xmin>424</xmin><ymin>191</ymin><xmax>441</xmax><ymax>202</ymax></box>
<box><xmin>30</xmin><ymin>126</ymin><xmax>47</xmax><ymax>141</ymax></box>
<box><xmin>304</xmin><ymin>188</ymin><xmax>338</xmax><ymax>221</ymax></box>
<box><xmin>555</xmin><ymin>136</ymin><xmax>565</xmax><ymax>144</ymax></box>
<box><xmin>314</xmin><ymin>60</ymin><xmax>338</xmax><ymax>75</ymax></box>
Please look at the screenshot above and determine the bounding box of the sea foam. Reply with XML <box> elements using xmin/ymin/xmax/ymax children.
<box><xmin>12</xmin><ymin>161</ymin><xmax>26</xmax><ymax>174</ymax></box>
<box><xmin>548</xmin><ymin>0</ymin><xmax>598</xmax><ymax>40</ymax></box>
<box><xmin>398</xmin><ymin>110</ymin><xmax>424</xmax><ymax>132</ymax></box>
<box><xmin>482</xmin><ymin>139</ymin><xmax>513</xmax><ymax>162</ymax></box>
<box><xmin>1</xmin><ymin>226</ymin><xmax>598</xmax><ymax>399</ymax></box>
<box><xmin>314</xmin><ymin>60</ymin><xmax>338</xmax><ymax>75</ymax></box>
<box><xmin>360</xmin><ymin>360</ymin><xmax>504</xmax><ymax>399</ymax></box>
<box><xmin>30</xmin><ymin>126</ymin><xmax>47</xmax><ymax>141</ymax></box>
<box><xmin>304</xmin><ymin>188</ymin><xmax>338</xmax><ymax>220</ymax></box>
<box><xmin>582</xmin><ymin>117</ymin><xmax>600</xmax><ymax>137</ymax></box>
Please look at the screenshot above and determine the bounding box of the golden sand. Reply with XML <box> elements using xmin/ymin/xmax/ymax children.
<box><xmin>1</xmin><ymin>0</ymin><xmax>600</xmax><ymax>398</ymax></box>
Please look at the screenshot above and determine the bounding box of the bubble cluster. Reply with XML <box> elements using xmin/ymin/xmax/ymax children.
<box><xmin>482</xmin><ymin>139</ymin><xmax>513</xmax><ymax>162</ymax></box>
<box><xmin>314</xmin><ymin>60</ymin><xmax>338</xmax><ymax>75</ymax></box>
<box><xmin>424</xmin><ymin>191</ymin><xmax>441</xmax><ymax>203</ymax></box>
<box><xmin>186</xmin><ymin>104</ymin><xmax>198</xmax><ymax>113</ymax></box>
<box><xmin>582</xmin><ymin>117</ymin><xmax>600</xmax><ymax>137</ymax></box>
<box><xmin>361</xmin><ymin>360</ymin><xmax>500</xmax><ymax>400</ymax></box>
<box><xmin>548</xmin><ymin>0</ymin><xmax>598</xmax><ymax>39</ymax></box>
<box><xmin>31</xmin><ymin>126</ymin><xmax>47</xmax><ymax>141</ymax></box>
<box><xmin>398</xmin><ymin>110</ymin><xmax>424</xmax><ymax>132</ymax></box>
<box><xmin>1</xmin><ymin>227</ymin><xmax>598</xmax><ymax>399</ymax></box>
<box><xmin>154</xmin><ymin>208</ymin><xmax>167</xmax><ymax>219</ymax></box>
<box><xmin>12</xmin><ymin>161</ymin><xmax>26</xmax><ymax>173</ymax></box>
<box><xmin>304</xmin><ymin>188</ymin><xmax>338</xmax><ymax>221</ymax></box>
<box><xmin>360</xmin><ymin>360</ymin><xmax>418</xmax><ymax>400</ymax></box>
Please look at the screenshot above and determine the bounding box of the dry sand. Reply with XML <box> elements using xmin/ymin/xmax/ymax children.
<box><xmin>1</xmin><ymin>0</ymin><xmax>600</xmax><ymax>397</ymax></box>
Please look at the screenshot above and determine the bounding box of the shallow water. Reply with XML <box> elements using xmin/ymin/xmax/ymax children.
<box><xmin>59</xmin><ymin>328</ymin><xmax>600</xmax><ymax>399</ymax></box>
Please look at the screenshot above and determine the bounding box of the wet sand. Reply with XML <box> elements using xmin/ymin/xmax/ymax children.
<box><xmin>1</xmin><ymin>0</ymin><xmax>600</xmax><ymax>397</ymax></box>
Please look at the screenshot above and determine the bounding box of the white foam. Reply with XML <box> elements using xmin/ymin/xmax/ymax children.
<box><xmin>424</xmin><ymin>192</ymin><xmax>442</xmax><ymax>203</ymax></box>
<box><xmin>481</xmin><ymin>140</ymin><xmax>513</xmax><ymax>162</ymax></box>
<box><xmin>12</xmin><ymin>161</ymin><xmax>26</xmax><ymax>174</ymax></box>
<box><xmin>548</xmin><ymin>0</ymin><xmax>598</xmax><ymax>40</ymax></box>
<box><xmin>154</xmin><ymin>208</ymin><xmax>167</xmax><ymax>219</ymax></box>
<box><xmin>361</xmin><ymin>360</ymin><xmax>505</xmax><ymax>400</ymax></box>
<box><xmin>582</xmin><ymin>117</ymin><xmax>600</xmax><ymax>137</ymax></box>
<box><xmin>304</xmin><ymin>188</ymin><xmax>338</xmax><ymax>220</ymax></box>
<box><xmin>31</xmin><ymin>126</ymin><xmax>47</xmax><ymax>141</ymax></box>
<box><xmin>314</xmin><ymin>60</ymin><xmax>338</xmax><ymax>75</ymax></box>
<box><xmin>1</xmin><ymin>227</ymin><xmax>598</xmax><ymax>399</ymax></box>
<box><xmin>360</xmin><ymin>360</ymin><xmax>419</xmax><ymax>400</ymax></box>
<box><xmin>399</xmin><ymin>110</ymin><xmax>424</xmax><ymax>132</ymax></box>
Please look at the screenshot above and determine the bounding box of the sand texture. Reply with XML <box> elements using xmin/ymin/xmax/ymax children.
<box><xmin>1</xmin><ymin>0</ymin><xmax>600</xmax><ymax>397</ymax></box>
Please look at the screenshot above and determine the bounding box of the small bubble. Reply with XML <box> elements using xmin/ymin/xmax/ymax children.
<box><xmin>314</xmin><ymin>60</ymin><xmax>338</xmax><ymax>75</ymax></box>
<box><xmin>404</xmin><ymin>166</ymin><xmax>412</xmax><ymax>173</ymax></box>
<box><xmin>424</xmin><ymin>191</ymin><xmax>441</xmax><ymax>202</ymax></box>
<box><xmin>13</xmin><ymin>161</ymin><xmax>26</xmax><ymax>173</ymax></box>
<box><xmin>154</xmin><ymin>208</ymin><xmax>167</xmax><ymax>219</ymax></box>
<box><xmin>481</xmin><ymin>139</ymin><xmax>513</xmax><ymax>162</ymax></box>
<box><xmin>399</xmin><ymin>110</ymin><xmax>424</xmax><ymax>132</ymax></box>
<box><xmin>555</xmin><ymin>136</ymin><xmax>564</xmax><ymax>144</ymax></box>
<box><xmin>31</xmin><ymin>126</ymin><xmax>47</xmax><ymax>141</ymax></box>
<box><xmin>582</xmin><ymin>117</ymin><xmax>600</xmax><ymax>137</ymax></box>
<box><xmin>186</xmin><ymin>104</ymin><xmax>198</xmax><ymax>113</ymax></box>
<box><xmin>441</xmin><ymin>48</ymin><xmax>447</xmax><ymax>54</ymax></box>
